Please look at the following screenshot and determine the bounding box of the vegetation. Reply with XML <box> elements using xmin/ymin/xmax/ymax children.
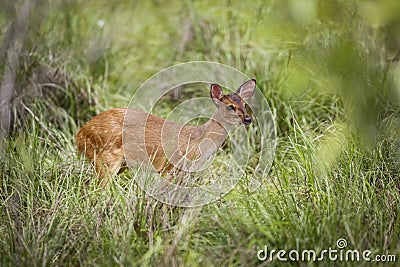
<box><xmin>1</xmin><ymin>0</ymin><xmax>400</xmax><ymax>266</ymax></box>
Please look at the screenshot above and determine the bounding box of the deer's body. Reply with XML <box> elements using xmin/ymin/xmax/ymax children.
<box><xmin>76</xmin><ymin>80</ymin><xmax>256</xmax><ymax>185</ymax></box>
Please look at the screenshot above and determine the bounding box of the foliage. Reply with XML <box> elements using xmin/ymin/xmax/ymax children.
<box><xmin>1</xmin><ymin>0</ymin><xmax>400</xmax><ymax>266</ymax></box>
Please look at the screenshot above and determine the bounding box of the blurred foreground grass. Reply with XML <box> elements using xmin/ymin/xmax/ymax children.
<box><xmin>1</xmin><ymin>0</ymin><xmax>400</xmax><ymax>266</ymax></box>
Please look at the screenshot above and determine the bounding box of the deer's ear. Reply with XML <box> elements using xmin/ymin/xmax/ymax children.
<box><xmin>210</xmin><ymin>84</ymin><xmax>223</xmax><ymax>100</ymax></box>
<box><xmin>236</xmin><ymin>79</ymin><xmax>256</xmax><ymax>100</ymax></box>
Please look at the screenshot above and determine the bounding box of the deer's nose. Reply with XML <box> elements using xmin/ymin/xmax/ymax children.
<box><xmin>243</xmin><ymin>116</ymin><xmax>252</xmax><ymax>125</ymax></box>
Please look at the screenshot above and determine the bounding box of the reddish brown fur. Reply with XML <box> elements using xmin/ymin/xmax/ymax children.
<box><xmin>76</xmin><ymin>80</ymin><xmax>256</xmax><ymax>185</ymax></box>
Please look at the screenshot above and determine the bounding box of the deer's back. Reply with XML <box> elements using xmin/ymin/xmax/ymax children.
<box><xmin>76</xmin><ymin>108</ymin><xmax>201</xmax><ymax>173</ymax></box>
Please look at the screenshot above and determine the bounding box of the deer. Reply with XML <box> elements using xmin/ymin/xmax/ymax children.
<box><xmin>76</xmin><ymin>79</ymin><xmax>256</xmax><ymax>186</ymax></box>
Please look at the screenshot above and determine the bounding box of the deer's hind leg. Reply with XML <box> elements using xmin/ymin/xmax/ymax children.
<box><xmin>93</xmin><ymin>148</ymin><xmax>125</xmax><ymax>186</ymax></box>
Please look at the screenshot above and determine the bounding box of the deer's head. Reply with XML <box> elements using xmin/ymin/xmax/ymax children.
<box><xmin>210</xmin><ymin>79</ymin><xmax>256</xmax><ymax>126</ymax></box>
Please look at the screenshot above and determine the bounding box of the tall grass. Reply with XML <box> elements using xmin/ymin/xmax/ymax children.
<box><xmin>1</xmin><ymin>0</ymin><xmax>400</xmax><ymax>266</ymax></box>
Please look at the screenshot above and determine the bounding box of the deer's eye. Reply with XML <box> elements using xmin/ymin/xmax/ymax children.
<box><xmin>227</xmin><ymin>105</ymin><xmax>235</xmax><ymax>110</ymax></box>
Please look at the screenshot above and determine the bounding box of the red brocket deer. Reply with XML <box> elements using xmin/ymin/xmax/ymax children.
<box><xmin>76</xmin><ymin>79</ymin><xmax>256</xmax><ymax>185</ymax></box>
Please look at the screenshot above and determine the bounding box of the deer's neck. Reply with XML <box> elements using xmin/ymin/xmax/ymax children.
<box><xmin>169</xmin><ymin>111</ymin><xmax>230</xmax><ymax>169</ymax></box>
<box><xmin>199</xmin><ymin>111</ymin><xmax>230</xmax><ymax>146</ymax></box>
